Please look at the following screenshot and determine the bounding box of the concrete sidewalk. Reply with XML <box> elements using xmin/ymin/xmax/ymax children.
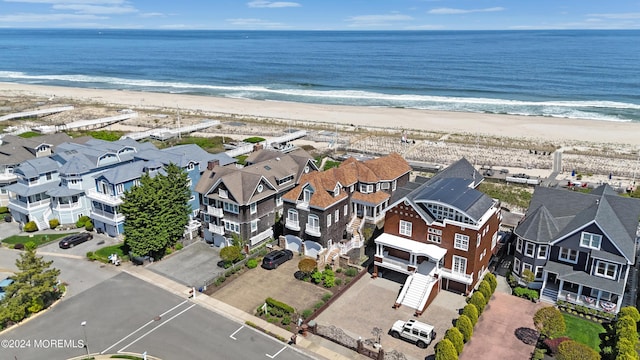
<box><xmin>123</xmin><ymin>263</ymin><xmax>367</xmax><ymax>360</ymax></box>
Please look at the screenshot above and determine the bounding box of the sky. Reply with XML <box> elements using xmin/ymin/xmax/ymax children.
<box><xmin>1</xmin><ymin>0</ymin><xmax>639</xmax><ymax>30</ymax></box>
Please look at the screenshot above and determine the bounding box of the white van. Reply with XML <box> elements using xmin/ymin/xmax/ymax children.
<box><xmin>390</xmin><ymin>319</ymin><xmax>436</xmax><ymax>348</ymax></box>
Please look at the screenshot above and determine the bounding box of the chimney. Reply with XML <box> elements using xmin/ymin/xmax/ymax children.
<box><xmin>253</xmin><ymin>143</ymin><xmax>263</xmax><ymax>152</ymax></box>
<box><xmin>207</xmin><ymin>159</ymin><xmax>220</xmax><ymax>171</ymax></box>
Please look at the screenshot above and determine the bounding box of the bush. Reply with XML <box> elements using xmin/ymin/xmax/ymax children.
<box><xmin>534</xmin><ymin>307</ymin><xmax>566</xmax><ymax>339</ymax></box>
<box><xmin>25</xmin><ymin>241</ymin><xmax>37</xmax><ymax>251</ymax></box>
<box><xmin>265</xmin><ymin>297</ymin><xmax>294</xmax><ymax>314</ymax></box>
<box><xmin>478</xmin><ymin>280</ymin><xmax>492</xmax><ymax>301</ymax></box>
<box><xmin>322</xmin><ymin>293</ymin><xmax>332</xmax><ymax>303</ymax></box>
<box><xmin>49</xmin><ymin>218</ymin><xmax>60</xmax><ymax>229</ymax></box>
<box><xmin>0</xmin><ymin>206</ymin><xmax>8</xmax><ymax>214</ymax></box>
<box><xmin>557</xmin><ymin>340</ymin><xmax>599</xmax><ymax>360</ymax></box>
<box><xmin>281</xmin><ymin>315</ymin><xmax>291</xmax><ymax>326</ymax></box>
<box><xmin>616</xmin><ymin>337</ymin><xmax>637</xmax><ymax>357</ymax></box>
<box><xmin>345</xmin><ymin>267</ymin><xmax>358</xmax><ymax>277</ymax></box>
<box><xmin>175</xmin><ymin>243</ymin><xmax>183</xmax><ymax>251</ymax></box>
<box><xmin>246</xmin><ymin>258</ymin><xmax>258</xmax><ymax>269</ymax></box>
<box><xmin>461</xmin><ymin>304</ymin><xmax>479</xmax><ymax>326</ymax></box>
<box><xmin>301</xmin><ymin>309</ymin><xmax>313</xmax><ymax>319</ymax></box>
<box><xmin>243</xmin><ymin>136</ymin><xmax>266</xmax><ymax>143</ymax></box>
<box><xmin>86</xmin><ymin>251</ymin><xmax>95</xmax><ymax>260</ymax></box>
<box><xmin>76</xmin><ymin>215</ymin><xmax>91</xmax><ymax>228</ymax></box>
<box><xmin>24</xmin><ymin>221</ymin><xmax>38</xmax><ymax>232</ymax></box>
<box><xmin>615</xmin><ymin>315</ymin><xmax>637</xmax><ymax>342</ymax></box>
<box><xmin>468</xmin><ymin>291</ymin><xmax>486</xmax><ymax>314</ymax></box>
<box><xmin>435</xmin><ymin>338</ymin><xmax>459</xmax><ymax>360</ymax></box>
<box><xmin>618</xmin><ymin>306</ymin><xmax>640</xmax><ymax>323</ymax></box>
<box><xmin>484</xmin><ymin>272</ymin><xmax>498</xmax><ymax>293</ymax></box>
<box><xmin>335</xmin><ymin>278</ymin><xmax>342</xmax><ymax>286</ymax></box>
<box><xmin>513</xmin><ymin>287</ymin><xmax>539</xmax><ymax>301</ymax></box>
<box><xmin>220</xmin><ymin>245</ymin><xmax>242</xmax><ymax>263</ymax></box>
<box><xmin>455</xmin><ymin>315</ymin><xmax>474</xmax><ymax>342</ymax></box>
<box><xmin>311</xmin><ymin>271</ymin><xmax>323</xmax><ymax>284</ymax></box>
<box><xmin>444</xmin><ymin>327</ymin><xmax>464</xmax><ymax>355</ymax></box>
<box><xmin>532</xmin><ymin>348</ymin><xmax>546</xmax><ymax>360</ymax></box>
<box><xmin>85</xmin><ymin>222</ymin><xmax>94</xmax><ymax>232</ymax></box>
<box><xmin>335</xmin><ymin>268</ymin><xmax>342</xmax><ymax>273</ymax></box>
<box><xmin>543</xmin><ymin>336</ymin><xmax>570</xmax><ymax>355</ymax></box>
<box><xmin>298</xmin><ymin>258</ymin><xmax>317</xmax><ymax>274</ymax></box>
<box><xmin>314</xmin><ymin>301</ymin><xmax>324</xmax><ymax>310</ymax></box>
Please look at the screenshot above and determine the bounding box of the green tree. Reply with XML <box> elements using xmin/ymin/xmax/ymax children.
<box><xmin>521</xmin><ymin>269</ymin><xmax>535</xmax><ymax>287</ymax></box>
<box><xmin>435</xmin><ymin>338</ymin><xmax>459</xmax><ymax>360</ymax></box>
<box><xmin>484</xmin><ymin>272</ymin><xmax>498</xmax><ymax>294</ymax></box>
<box><xmin>456</xmin><ymin>315</ymin><xmax>474</xmax><ymax>343</ymax></box>
<box><xmin>445</xmin><ymin>327</ymin><xmax>464</xmax><ymax>355</ymax></box>
<box><xmin>220</xmin><ymin>245</ymin><xmax>242</xmax><ymax>264</ymax></box>
<box><xmin>616</xmin><ymin>316</ymin><xmax>638</xmax><ymax>343</ymax></box>
<box><xmin>616</xmin><ymin>338</ymin><xmax>638</xmax><ymax>360</ymax></box>
<box><xmin>533</xmin><ymin>306</ymin><xmax>566</xmax><ymax>339</ymax></box>
<box><xmin>121</xmin><ymin>163</ymin><xmax>191</xmax><ymax>258</ymax></box>
<box><xmin>461</xmin><ymin>304</ymin><xmax>479</xmax><ymax>326</ymax></box>
<box><xmin>618</xmin><ymin>306</ymin><xmax>640</xmax><ymax>323</ymax></box>
<box><xmin>478</xmin><ymin>280</ymin><xmax>492</xmax><ymax>301</ymax></box>
<box><xmin>468</xmin><ymin>291</ymin><xmax>487</xmax><ymax>314</ymax></box>
<box><xmin>557</xmin><ymin>340</ymin><xmax>600</xmax><ymax>360</ymax></box>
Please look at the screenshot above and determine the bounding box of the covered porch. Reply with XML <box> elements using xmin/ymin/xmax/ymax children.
<box><xmin>374</xmin><ymin>233</ymin><xmax>447</xmax><ymax>275</ymax></box>
<box><xmin>351</xmin><ymin>191</ymin><xmax>390</xmax><ymax>224</ymax></box>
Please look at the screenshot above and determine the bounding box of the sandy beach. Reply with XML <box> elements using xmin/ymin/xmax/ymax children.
<box><xmin>2</xmin><ymin>82</ymin><xmax>640</xmax><ymax>146</ymax></box>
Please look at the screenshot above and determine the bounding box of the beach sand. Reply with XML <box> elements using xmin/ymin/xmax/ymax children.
<box><xmin>2</xmin><ymin>82</ymin><xmax>640</xmax><ymax>146</ymax></box>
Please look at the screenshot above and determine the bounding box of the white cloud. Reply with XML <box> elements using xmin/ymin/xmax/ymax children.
<box><xmin>226</xmin><ymin>18</ymin><xmax>289</xmax><ymax>28</ymax></box>
<box><xmin>346</xmin><ymin>13</ymin><xmax>413</xmax><ymax>27</ymax></box>
<box><xmin>587</xmin><ymin>12</ymin><xmax>640</xmax><ymax>20</ymax></box>
<box><xmin>247</xmin><ymin>1</ymin><xmax>300</xmax><ymax>8</ymax></box>
<box><xmin>139</xmin><ymin>12</ymin><xmax>166</xmax><ymax>18</ymax></box>
<box><xmin>405</xmin><ymin>24</ymin><xmax>444</xmax><ymax>30</ymax></box>
<box><xmin>52</xmin><ymin>4</ymin><xmax>136</xmax><ymax>14</ymax></box>
<box><xmin>429</xmin><ymin>7</ymin><xmax>505</xmax><ymax>15</ymax></box>
<box><xmin>0</xmin><ymin>12</ymin><xmax>106</xmax><ymax>22</ymax></box>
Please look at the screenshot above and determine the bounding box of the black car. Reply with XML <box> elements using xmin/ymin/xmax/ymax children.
<box><xmin>58</xmin><ymin>233</ymin><xmax>93</xmax><ymax>249</ymax></box>
<box><xmin>261</xmin><ymin>249</ymin><xmax>293</xmax><ymax>270</ymax></box>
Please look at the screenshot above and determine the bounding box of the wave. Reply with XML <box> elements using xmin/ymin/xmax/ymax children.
<box><xmin>1</xmin><ymin>71</ymin><xmax>639</xmax><ymax>122</ymax></box>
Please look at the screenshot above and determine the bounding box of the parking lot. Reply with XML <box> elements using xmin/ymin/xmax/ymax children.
<box><xmin>314</xmin><ymin>272</ymin><xmax>467</xmax><ymax>360</ymax></box>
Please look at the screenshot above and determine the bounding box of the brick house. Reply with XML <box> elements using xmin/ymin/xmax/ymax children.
<box><xmin>375</xmin><ymin>158</ymin><xmax>501</xmax><ymax>315</ymax></box>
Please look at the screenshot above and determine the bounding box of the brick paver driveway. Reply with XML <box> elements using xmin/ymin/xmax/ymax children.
<box><xmin>459</xmin><ymin>292</ymin><xmax>544</xmax><ymax>360</ymax></box>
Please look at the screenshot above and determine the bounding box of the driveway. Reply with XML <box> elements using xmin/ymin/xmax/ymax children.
<box><xmin>314</xmin><ymin>273</ymin><xmax>467</xmax><ymax>360</ymax></box>
<box><xmin>459</xmin><ymin>292</ymin><xmax>543</xmax><ymax>360</ymax></box>
<box><xmin>148</xmin><ymin>241</ymin><xmax>222</xmax><ymax>288</ymax></box>
<box><xmin>212</xmin><ymin>253</ymin><xmax>328</xmax><ymax>315</ymax></box>
<box><xmin>38</xmin><ymin>231</ymin><xmax>122</xmax><ymax>257</ymax></box>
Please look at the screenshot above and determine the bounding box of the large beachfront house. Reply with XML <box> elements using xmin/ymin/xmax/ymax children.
<box><xmin>281</xmin><ymin>153</ymin><xmax>411</xmax><ymax>260</ymax></box>
<box><xmin>512</xmin><ymin>185</ymin><xmax>640</xmax><ymax>314</ymax></box>
<box><xmin>375</xmin><ymin>158</ymin><xmax>501</xmax><ymax>315</ymax></box>
<box><xmin>6</xmin><ymin>138</ymin><xmax>233</xmax><ymax>237</ymax></box>
<box><xmin>195</xmin><ymin>148</ymin><xmax>317</xmax><ymax>248</ymax></box>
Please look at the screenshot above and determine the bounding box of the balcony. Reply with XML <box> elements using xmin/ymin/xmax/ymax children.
<box><xmin>374</xmin><ymin>253</ymin><xmax>411</xmax><ymax>274</ymax></box>
<box><xmin>86</xmin><ymin>188</ymin><xmax>123</xmax><ymax>206</ymax></box>
<box><xmin>54</xmin><ymin>202</ymin><xmax>81</xmax><ymax>211</ymax></box>
<box><xmin>305</xmin><ymin>225</ymin><xmax>321</xmax><ymax>237</ymax></box>
<box><xmin>439</xmin><ymin>268</ymin><xmax>474</xmax><ymax>285</ymax></box>
<box><xmin>91</xmin><ymin>209</ymin><xmax>125</xmax><ymax>224</ymax></box>
<box><xmin>206</xmin><ymin>205</ymin><xmax>224</xmax><ymax>218</ymax></box>
<box><xmin>285</xmin><ymin>219</ymin><xmax>300</xmax><ymax>231</ymax></box>
<box><xmin>208</xmin><ymin>223</ymin><xmax>224</xmax><ymax>235</ymax></box>
<box><xmin>8</xmin><ymin>197</ymin><xmax>50</xmax><ymax>210</ymax></box>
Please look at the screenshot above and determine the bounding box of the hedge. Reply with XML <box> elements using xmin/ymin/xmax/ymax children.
<box><xmin>468</xmin><ymin>291</ymin><xmax>486</xmax><ymax>314</ymax></box>
<box><xmin>478</xmin><ymin>280</ymin><xmax>492</xmax><ymax>301</ymax></box>
<box><xmin>484</xmin><ymin>272</ymin><xmax>498</xmax><ymax>293</ymax></box>
<box><xmin>445</xmin><ymin>327</ymin><xmax>464</xmax><ymax>355</ymax></box>
<box><xmin>265</xmin><ymin>297</ymin><xmax>294</xmax><ymax>314</ymax></box>
<box><xmin>435</xmin><ymin>338</ymin><xmax>458</xmax><ymax>360</ymax></box>
<box><xmin>456</xmin><ymin>314</ymin><xmax>474</xmax><ymax>343</ymax></box>
<box><xmin>461</xmin><ymin>304</ymin><xmax>479</xmax><ymax>326</ymax></box>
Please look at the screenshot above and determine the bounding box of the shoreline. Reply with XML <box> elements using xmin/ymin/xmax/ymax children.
<box><xmin>2</xmin><ymin>82</ymin><xmax>640</xmax><ymax>146</ymax></box>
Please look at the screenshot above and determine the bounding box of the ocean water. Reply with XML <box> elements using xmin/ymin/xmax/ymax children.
<box><xmin>0</xmin><ymin>29</ymin><xmax>639</xmax><ymax>122</ymax></box>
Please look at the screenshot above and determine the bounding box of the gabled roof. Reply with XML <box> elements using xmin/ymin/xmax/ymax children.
<box><xmin>0</xmin><ymin>133</ymin><xmax>80</xmax><ymax>165</ymax></box>
<box><xmin>95</xmin><ymin>161</ymin><xmax>147</xmax><ymax>184</ymax></box>
<box><xmin>515</xmin><ymin>184</ymin><xmax>640</xmax><ymax>262</ymax></box>
<box><xmin>14</xmin><ymin>157</ymin><xmax>59</xmax><ymax>178</ymax></box>
<box><xmin>362</xmin><ymin>153</ymin><xmax>412</xmax><ymax>181</ymax></box>
<box><xmin>429</xmin><ymin>157</ymin><xmax>482</xmax><ymax>187</ymax></box>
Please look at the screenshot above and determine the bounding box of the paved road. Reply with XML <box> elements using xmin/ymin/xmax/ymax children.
<box><xmin>1</xmin><ymin>272</ymin><xmax>311</xmax><ymax>360</ymax></box>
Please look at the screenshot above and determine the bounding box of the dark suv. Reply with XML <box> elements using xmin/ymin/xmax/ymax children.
<box><xmin>58</xmin><ymin>233</ymin><xmax>93</xmax><ymax>249</ymax></box>
<box><xmin>261</xmin><ymin>249</ymin><xmax>293</xmax><ymax>270</ymax></box>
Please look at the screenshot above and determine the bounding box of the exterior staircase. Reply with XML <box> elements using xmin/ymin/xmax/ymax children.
<box><xmin>34</xmin><ymin>208</ymin><xmax>52</xmax><ymax>230</ymax></box>
<box><xmin>540</xmin><ymin>287</ymin><xmax>558</xmax><ymax>304</ymax></box>
<box><xmin>397</xmin><ymin>273</ymin><xmax>434</xmax><ymax>310</ymax></box>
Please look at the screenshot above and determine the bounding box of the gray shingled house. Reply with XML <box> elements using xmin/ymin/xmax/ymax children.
<box><xmin>513</xmin><ymin>184</ymin><xmax>640</xmax><ymax>314</ymax></box>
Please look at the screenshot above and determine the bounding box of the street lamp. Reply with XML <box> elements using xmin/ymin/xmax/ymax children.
<box><xmin>81</xmin><ymin>321</ymin><xmax>89</xmax><ymax>356</ymax></box>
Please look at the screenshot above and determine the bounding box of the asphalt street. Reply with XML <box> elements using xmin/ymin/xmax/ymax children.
<box><xmin>1</xmin><ymin>272</ymin><xmax>311</xmax><ymax>360</ymax></box>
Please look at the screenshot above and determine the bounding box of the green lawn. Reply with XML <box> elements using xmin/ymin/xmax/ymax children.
<box><xmin>2</xmin><ymin>233</ymin><xmax>75</xmax><ymax>247</ymax></box>
<box><xmin>94</xmin><ymin>243</ymin><xmax>128</xmax><ymax>262</ymax></box>
<box><xmin>561</xmin><ymin>313</ymin><xmax>605</xmax><ymax>351</ymax></box>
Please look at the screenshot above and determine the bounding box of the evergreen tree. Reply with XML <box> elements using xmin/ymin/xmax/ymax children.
<box><xmin>461</xmin><ymin>304</ymin><xmax>479</xmax><ymax>326</ymax></box>
<box><xmin>456</xmin><ymin>315</ymin><xmax>474</xmax><ymax>342</ymax></box>
<box><xmin>445</xmin><ymin>327</ymin><xmax>465</xmax><ymax>355</ymax></box>
<box><xmin>435</xmin><ymin>338</ymin><xmax>459</xmax><ymax>360</ymax></box>
<box><xmin>121</xmin><ymin>163</ymin><xmax>191</xmax><ymax>258</ymax></box>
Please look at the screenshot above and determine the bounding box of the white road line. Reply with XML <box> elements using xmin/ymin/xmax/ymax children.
<box><xmin>229</xmin><ymin>325</ymin><xmax>244</xmax><ymax>340</ymax></box>
<box><xmin>101</xmin><ymin>299</ymin><xmax>190</xmax><ymax>354</ymax></box>
<box><xmin>266</xmin><ymin>345</ymin><xmax>288</xmax><ymax>359</ymax></box>
<box><xmin>118</xmin><ymin>303</ymin><xmax>196</xmax><ymax>353</ymax></box>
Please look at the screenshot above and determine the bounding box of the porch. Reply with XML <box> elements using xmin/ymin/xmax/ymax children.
<box><xmin>351</xmin><ymin>191</ymin><xmax>390</xmax><ymax>224</ymax></box>
<box><xmin>374</xmin><ymin>233</ymin><xmax>447</xmax><ymax>275</ymax></box>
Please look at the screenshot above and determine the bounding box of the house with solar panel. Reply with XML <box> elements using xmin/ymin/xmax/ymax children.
<box><xmin>375</xmin><ymin>158</ymin><xmax>501</xmax><ymax>316</ymax></box>
<box><xmin>512</xmin><ymin>185</ymin><xmax>640</xmax><ymax>314</ymax></box>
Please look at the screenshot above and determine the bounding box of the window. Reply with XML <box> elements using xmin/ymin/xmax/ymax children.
<box><xmin>523</xmin><ymin>262</ymin><xmax>533</xmax><ymax>274</ymax></box>
<box><xmin>479</xmin><ymin>248</ymin><xmax>487</xmax><ymax>261</ymax></box>
<box><xmin>580</xmin><ymin>232</ymin><xmax>602</xmax><ymax>250</ymax></box>
<box><xmin>595</xmin><ymin>260</ymin><xmax>618</xmax><ymax>279</ymax></box>
<box><xmin>516</xmin><ymin>238</ymin><xmax>523</xmax><ymax>253</ymax></box>
<box><xmin>251</xmin><ymin>219</ymin><xmax>258</xmax><ymax>233</ymax></box>
<box><xmin>513</xmin><ymin>257</ymin><xmax>521</xmax><ymax>275</ymax></box>
<box><xmin>308</xmin><ymin>214</ymin><xmax>320</xmax><ymax>233</ymax></box>
<box><xmin>381</xmin><ymin>182</ymin><xmax>390</xmax><ymax>190</ymax></box>
<box><xmin>454</xmin><ymin>234</ymin><xmax>469</xmax><ymax>251</ymax></box>
<box><xmin>392</xmin><ymin>180</ymin><xmax>397</xmax><ymax>191</ymax></box>
<box><xmin>453</xmin><ymin>256</ymin><xmax>467</xmax><ymax>274</ymax></box>
<box><xmin>590</xmin><ymin>288</ymin><xmax>612</xmax><ymax>301</ymax></box>
<box><xmin>428</xmin><ymin>228</ymin><xmax>442</xmax><ymax>243</ymax></box>
<box><xmin>559</xmin><ymin>247</ymin><xmax>578</xmax><ymax>264</ymax></box>
<box><xmin>303</xmin><ymin>188</ymin><xmax>313</xmax><ymax>203</ymax></box>
<box><xmin>477</xmin><ymin>233</ymin><xmax>481</xmax><ymax>248</ymax></box>
<box><xmin>399</xmin><ymin>220</ymin><xmax>412</xmax><ymax>237</ymax></box>
<box><xmin>223</xmin><ymin>202</ymin><xmax>239</xmax><ymax>214</ymax></box>
<box><xmin>524</xmin><ymin>242</ymin><xmax>535</xmax><ymax>258</ymax></box>
<box><xmin>224</xmin><ymin>220</ymin><xmax>240</xmax><ymax>233</ymax></box>
<box><xmin>116</xmin><ymin>183</ymin><xmax>125</xmax><ymax>194</ymax></box>
<box><xmin>327</xmin><ymin>214</ymin><xmax>332</xmax><ymax>226</ymax></box>
<box><xmin>219</xmin><ymin>189</ymin><xmax>228</xmax><ymax>198</ymax></box>
<box><xmin>491</xmin><ymin>232</ymin><xmax>498</xmax><ymax>249</ymax></box>
<box><xmin>186</xmin><ymin>178</ymin><xmax>192</xmax><ymax>187</ymax></box>
<box><xmin>250</xmin><ymin>202</ymin><xmax>257</xmax><ymax>214</ymax></box>
<box><xmin>344</xmin><ymin>204</ymin><xmax>348</xmax><ymax>218</ymax></box>
<box><xmin>275</xmin><ymin>193</ymin><xmax>283</xmax><ymax>206</ymax></box>
<box><xmin>257</xmin><ymin>184</ymin><xmax>264</xmax><ymax>193</ymax></box>
<box><xmin>186</xmin><ymin>162</ymin><xmax>195</xmax><ymax>171</ymax></box>
<box><xmin>376</xmin><ymin>183</ymin><xmax>380</xmax><ymax>191</ymax></box>
<box><xmin>334</xmin><ymin>184</ymin><xmax>340</xmax><ymax>196</ymax></box>
<box><xmin>133</xmin><ymin>179</ymin><xmax>140</xmax><ymax>187</ymax></box>
<box><xmin>46</xmin><ymin>172</ymin><xmax>52</xmax><ymax>180</ymax></box>
<box><xmin>535</xmin><ymin>266</ymin><xmax>544</xmax><ymax>280</ymax></box>
<box><xmin>287</xmin><ymin>209</ymin><xmax>298</xmax><ymax>222</ymax></box>
<box><xmin>537</xmin><ymin>245</ymin><xmax>548</xmax><ymax>259</ymax></box>
<box><xmin>335</xmin><ymin>209</ymin><xmax>339</xmax><ymax>222</ymax></box>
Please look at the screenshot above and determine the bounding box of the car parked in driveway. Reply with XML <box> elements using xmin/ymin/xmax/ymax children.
<box><xmin>58</xmin><ymin>233</ymin><xmax>93</xmax><ymax>249</ymax></box>
<box><xmin>390</xmin><ymin>319</ymin><xmax>436</xmax><ymax>348</ymax></box>
<box><xmin>261</xmin><ymin>249</ymin><xmax>293</xmax><ymax>269</ymax></box>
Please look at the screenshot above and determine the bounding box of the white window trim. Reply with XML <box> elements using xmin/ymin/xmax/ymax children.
<box><xmin>516</xmin><ymin>238</ymin><xmax>523</xmax><ymax>253</ymax></box>
<box><xmin>558</xmin><ymin>247</ymin><xmax>578</xmax><ymax>264</ymax></box>
<box><xmin>251</xmin><ymin>219</ymin><xmax>258</xmax><ymax>233</ymax></box>
<box><xmin>580</xmin><ymin>232</ymin><xmax>602</xmax><ymax>250</ymax></box>
<box><xmin>454</xmin><ymin>233</ymin><xmax>469</xmax><ymax>251</ymax></box>
<box><xmin>327</xmin><ymin>214</ymin><xmax>332</xmax><ymax>226</ymax></box>
<box><xmin>523</xmin><ymin>262</ymin><xmax>533</xmax><ymax>274</ymax></box>
<box><xmin>513</xmin><ymin>257</ymin><xmax>521</xmax><ymax>275</ymax></box>
<box><xmin>524</xmin><ymin>242</ymin><xmax>535</xmax><ymax>258</ymax></box>
<box><xmin>535</xmin><ymin>266</ymin><xmax>544</xmax><ymax>280</ymax></box>
<box><xmin>452</xmin><ymin>255</ymin><xmax>467</xmax><ymax>274</ymax></box>
<box><xmin>399</xmin><ymin>220</ymin><xmax>412</xmax><ymax>237</ymax></box>
<box><xmin>537</xmin><ymin>245</ymin><xmax>548</xmax><ymax>259</ymax></box>
<box><xmin>250</xmin><ymin>202</ymin><xmax>257</xmax><ymax>214</ymax></box>
<box><xmin>594</xmin><ymin>260</ymin><xmax>618</xmax><ymax>280</ymax></box>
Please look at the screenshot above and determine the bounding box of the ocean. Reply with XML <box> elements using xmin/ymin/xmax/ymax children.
<box><xmin>0</xmin><ymin>29</ymin><xmax>639</xmax><ymax>122</ymax></box>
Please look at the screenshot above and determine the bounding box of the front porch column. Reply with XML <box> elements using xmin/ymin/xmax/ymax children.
<box><xmin>577</xmin><ymin>284</ymin><xmax>583</xmax><ymax>300</ymax></box>
<box><xmin>558</xmin><ymin>280</ymin><xmax>565</xmax><ymax>301</ymax></box>
<box><xmin>596</xmin><ymin>290</ymin><xmax>602</xmax><ymax>304</ymax></box>
<box><xmin>541</xmin><ymin>271</ymin><xmax>548</xmax><ymax>292</ymax></box>
<box><xmin>616</xmin><ymin>293</ymin><xmax>624</xmax><ymax>312</ymax></box>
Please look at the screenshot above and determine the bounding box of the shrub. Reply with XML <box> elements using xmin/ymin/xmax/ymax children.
<box><xmin>532</xmin><ymin>348</ymin><xmax>546</xmax><ymax>360</ymax></box>
<box><xmin>13</xmin><ymin>243</ymin><xmax>24</xmax><ymax>250</ymax></box>
<box><xmin>25</xmin><ymin>241</ymin><xmax>37</xmax><ymax>251</ymax></box>
<box><xmin>281</xmin><ymin>315</ymin><xmax>291</xmax><ymax>326</ymax></box>
<box><xmin>478</xmin><ymin>280</ymin><xmax>492</xmax><ymax>301</ymax></box>
<box><xmin>85</xmin><ymin>222</ymin><xmax>94</xmax><ymax>232</ymax></box>
<box><xmin>335</xmin><ymin>268</ymin><xmax>342</xmax><ymax>273</ymax></box>
<box><xmin>435</xmin><ymin>338</ymin><xmax>458</xmax><ymax>360</ymax></box>
<box><xmin>322</xmin><ymin>293</ymin><xmax>332</xmax><ymax>303</ymax></box>
<box><xmin>314</xmin><ymin>301</ymin><xmax>324</xmax><ymax>310</ymax></box>
<box><xmin>345</xmin><ymin>267</ymin><xmax>358</xmax><ymax>277</ymax></box>
<box><xmin>618</xmin><ymin>306</ymin><xmax>640</xmax><ymax>323</ymax></box>
<box><xmin>444</xmin><ymin>327</ymin><xmax>464</xmax><ymax>355</ymax></box>
<box><xmin>298</xmin><ymin>258</ymin><xmax>317</xmax><ymax>274</ymax></box>
<box><xmin>220</xmin><ymin>245</ymin><xmax>242</xmax><ymax>263</ymax></box>
<box><xmin>175</xmin><ymin>243</ymin><xmax>183</xmax><ymax>251</ymax></box>
<box><xmin>0</xmin><ymin>206</ymin><xmax>8</xmax><ymax>214</ymax></box>
<box><xmin>86</xmin><ymin>251</ymin><xmax>96</xmax><ymax>260</ymax></box>
<box><xmin>246</xmin><ymin>258</ymin><xmax>258</xmax><ymax>269</ymax></box>
<box><xmin>461</xmin><ymin>304</ymin><xmax>479</xmax><ymax>326</ymax></box>
<box><xmin>484</xmin><ymin>272</ymin><xmax>498</xmax><ymax>293</ymax></box>
<box><xmin>615</xmin><ymin>315</ymin><xmax>637</xmax><ymax>342</ymax></box>
<box><xmin>534</xmin><ymin>306</ymin><xmax>566</xmax><ymax>339</ymax></box>
<box><xmin>49</xmin><ymin>218</ymin><xmax>60</xmax><ymax>229</ymax></box>
<box><xmin>323</xmin><ymin>276</ymin><xmax>335</xmax><ymax>288</ymax></box>
<box><xmin>24</xmin><ymin>221</ymin><xmax>38</xmax><ymax>232</ymax></box>
<box><xmin>557</xmin><ymin>340</ymin><xmax>599</xmax><ymax>360</ymax></box>
<box><xmin>513</xmin><ymin>287</ymin><xmax>539</xmax><ymax>301</ymax></box>
<box><xmin>543</xmin><ymin>336</ymin><xmax>570</xmax><ymax>355</ymax></box>
<box><xmin>301</xmin><ymin>309</ymin><xmax>313</xmax><ymax>319</ymax></box>
<box><xmin>468</xmin><ymin>291</ymin><xmax>486</xmax><ymax>314</ymax></box>
<box><xmin>616</xmin><ymin>337</ymin><xmax>637</xmax><ymax>357</ymax></box>
<box><xmin>311</xmin><ymin>271</ymin><xmax>323</xmax><ymax>284</ymax></box>
<box><xmin>335</xmin><ymin>278</ymin><xmax>342</xmax><ymax>286</ymax></box>
<box><xmin>243</xmin><ymin>136</ymin><xmax>266</xmax><ymax>143</ymax></box>
<box><xmin>76</xmin><ymin>215</ymin><xmax>91</xmax><ymax>228</ymax></box>
<box><xmin>265</xmin><ymin>297</ymin><xmax>294</xmax><ymax>314</ymax></box>
<box><xmin>455</xmin><ymin>315</ymin><xmax>474</xmax><ymax>342</ymax></box>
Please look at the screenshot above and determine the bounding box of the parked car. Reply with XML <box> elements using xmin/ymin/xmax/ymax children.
<box><xmin>261</xmin><ymin>249</ymin><xmax>293</xmax><ymax>270</ymax></box>
<box><xmin>0</xmin><ymin>277</ymin><xmax>15</xmax><ymax>301</ymax></box>
<box><xmin>390</xmin><ymin>319</ymin><xmax>436</xmax><ymax>348</ymax></box>
<box><xmin>58</xmin><ymin>233</ymin><xmax>93</xmax><ymax>249</ymax></box>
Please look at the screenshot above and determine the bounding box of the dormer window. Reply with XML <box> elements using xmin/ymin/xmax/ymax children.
<box><xmin>303</xmin><ymin>188</ymin><xmax>313</xmax><ymax>203</ymax></box>
<box><xmin>334</xmin><ymin>184</ymin><xmax>340</xmax><ymax>197</ymax></box>
<box><xmin>580</xmin><ymin>232</ymin><xmax>602</xmax><ymax>250</ymax></box>
<box><xmin>219</xmin><ymin>189</ymin><xmax>228</xmax><ymax>199</ymax></box>
<box><xmin>304</xmin><ymin>165</ymin><xmax>310</xmax><ymax>174</ymax></box>
<box><xmin>186</xmin><ymin>162</ymin><xmax>195</xmax><ymax>171</ymax></box>
<box><xmin>257</xmin><ymin>184</ymin><xmax>264</xmax><ymax>193</ymax></box>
